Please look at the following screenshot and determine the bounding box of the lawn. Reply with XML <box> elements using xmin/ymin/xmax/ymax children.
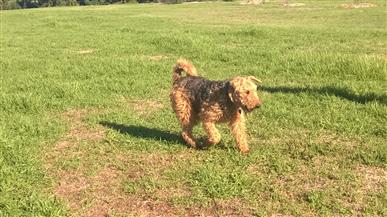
<box><xmin>0</xmin><ymin>0</ymin><xmax>386</xmax><ymax>216</ymax></box>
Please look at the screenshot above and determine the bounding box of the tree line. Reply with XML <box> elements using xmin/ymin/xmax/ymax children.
<box><xmin>1</xmin><ymin>0</ymin><xmax>212</xmax><ymax>10</ymax></box>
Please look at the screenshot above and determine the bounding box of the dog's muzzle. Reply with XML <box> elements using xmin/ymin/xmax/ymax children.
<box><xmin>244</xmin><ymin>102</ymin><xmax>262</xmax><ymax>113</ymax></box>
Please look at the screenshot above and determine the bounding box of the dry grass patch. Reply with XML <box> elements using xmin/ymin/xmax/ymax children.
<box><xmin>53</xmin><ymin>170</ymin><xmax>89</xmax><ymax>210</ymax></box>
<box><xmin>148</xmin><ymin>55</ymin><xmax>168</xmax><ymax>61</ymax></box>
<box><xmin>240</xmin><ymin>0</ymin><xmax>265</xmax><ymax>5</ymax></box>
<box><xmin>127</xmin><ymin>99</ymin><xmax>164</xmax><ymax>116</ymax></box>
<box><xmin>171</xmin><ymin>198</ymin><xmax>258</xmax><ymax>217</ymax></box>
<box><xmin>211</xmin><ymin>198</ymin><xmax>257</xmax><ymax>216</ymax></box>
<box><xmin>184</xmin><ymin>1</ymin><xmax>205</xmax><ymax>4</ymax></box>
<box><xmin>60</xmin><ymin>109</ymin><xmax>105</xmax><ymax>142</ymax></box>
<box><xmin>256</xmin><ymin>129</ymin><xmax>360</xmax><ymax>150</ymax></box>
<box><xmin>269</xmin><ymin>214</ymin><xmax>295</xmax><ymax>217</ymax></box>
<box><xmin>45</xmin><ymin>109</ymin><xmax>106</xmax><ymax>166</ymax></box>
<box><xmin>283</xmin><ymin>3</ymin><xmax>305</xmax><ymax>7</ymax></box>
<box><xmin>356</xmin><ymin>165</ymin><xmax>386</xmax><ymax>192</ymax></box>
<box><xmin>43</xmin><ymin>110</ymin><xmax>382</xmax><ymax>216</ymax></box>
<box><xmin>76</xmin><ymin>49</ymin><xmax>95</xmax><ymax>54</ymax></box>
<box><xmin>117</xmin><ymin>151</ymin><xmax>194</xmax><ymax>186</ymax></box>
<box><xmin>115</xmin><ymin>96</ymin><xmax>165</xmax><ymax>116</ymax></box>
<box><xmin>341</xmin><ymin>3</ymin><xmax>377</xmax><ymax>9</ymax></box>
<box><xmin>46</xmin><ymin>112</ymin><xmax>196</xmax><ymax>217</ymax></box>
<box><xmin>249</xmin><ymin>129</ymin><xmax>381</xmax><ymax>215</ymax></box>
<box><xmin>56</xmin><ymin>163</ymin><xmax>180</xmax><ymax>217</ymax></box>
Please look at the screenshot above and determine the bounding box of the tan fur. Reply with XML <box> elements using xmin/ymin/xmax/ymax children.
<box><xmin>172</xmin><ymin>58</ymin><xmax>197</xmax><ymax>82</ymax></box>
<box><xmin>170</xmin><ymin>59</ymin><xmax>262</xmax><ymax>153</ymax></box>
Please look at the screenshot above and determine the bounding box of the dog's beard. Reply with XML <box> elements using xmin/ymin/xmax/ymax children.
<box><xmin>242</xmin><ymin>105</ymin><xmax>252</xmax><ymax>113</ymax></box>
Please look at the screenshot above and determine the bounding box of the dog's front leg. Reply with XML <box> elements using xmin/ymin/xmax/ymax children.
<box><xmin>229</xmin><ymin>112</ymin><xmax>249</xmax><ymax>153</ymax></box>
<box><xmin>203</xmin><ymin>122</ymin><xmax>221</xmax><ymax>145</ymax></box>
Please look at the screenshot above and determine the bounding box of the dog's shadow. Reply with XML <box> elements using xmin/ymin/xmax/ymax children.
<box><xmin>100</xmin><ymin>121</ymin><xmax>227</xmax><ymax>150</ymax></box>
<box><xmin>262</xmin><ymin>85</ymin><xmax>387</xmax><ymax>105</ymax></box>
<box><xmin>100</xmin><ymin>121</ymin><xmax>186</xmax><ymax>145</ymax></box>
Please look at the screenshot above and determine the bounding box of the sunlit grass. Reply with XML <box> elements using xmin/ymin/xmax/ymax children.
<box><xmin>1</xmin><ymin>1</ymin><xmax>386</xmax><ymax>216</ymax></box>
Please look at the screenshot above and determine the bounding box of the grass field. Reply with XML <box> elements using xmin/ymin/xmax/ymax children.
<box><xmin>1</xmin><ymin>0</ymin><xmax>386</xmax><ymax>216</ymax></box>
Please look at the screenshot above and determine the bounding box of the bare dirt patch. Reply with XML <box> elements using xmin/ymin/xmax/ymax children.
<box><xmin>341</xmin><ymin>3</ymin><xmax>377</xmax><ymax>9</ymax></box>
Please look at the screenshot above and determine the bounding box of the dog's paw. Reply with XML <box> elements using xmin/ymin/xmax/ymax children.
<box><xmin>240</xmin><ymin>147</ymin><xmax>250</xmax><ymax>154</ymax></box>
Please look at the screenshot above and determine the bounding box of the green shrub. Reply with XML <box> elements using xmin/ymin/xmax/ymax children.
<box><xmin>1</xmin><ymin>0</ymin><xmax>22</xmax><ymax>9</ymax></box>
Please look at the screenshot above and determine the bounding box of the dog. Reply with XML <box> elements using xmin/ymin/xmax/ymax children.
<box><xmin>170</xmin><ymin>58</ymin><xmax>262</xmax><ymax>153</ymax></box>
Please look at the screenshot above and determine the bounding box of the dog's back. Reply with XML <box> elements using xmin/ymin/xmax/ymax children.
<box><xmin>173</xmin><ymin>75</ymin><xmax>229</xmax><ymax>112</ymax></box>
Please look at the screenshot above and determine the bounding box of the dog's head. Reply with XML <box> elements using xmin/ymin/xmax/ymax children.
<box><xmin>228</xmin><ymin>76</ymin><xmax>262</xmax><ymax>113</ymax></box>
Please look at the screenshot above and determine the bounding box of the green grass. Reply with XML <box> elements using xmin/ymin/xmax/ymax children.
<box><xmin>1</xmin><ymin>1</ymin><xmax>386</xmax><ymax>216</ymax></box>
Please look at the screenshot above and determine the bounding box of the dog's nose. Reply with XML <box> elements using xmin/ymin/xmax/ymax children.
<box><xmin>255</xmin><ymin>100</ymin><xmax>262</xmax><ymax>108</ymax></box>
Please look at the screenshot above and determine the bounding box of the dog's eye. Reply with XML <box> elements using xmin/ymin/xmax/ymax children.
<box><xmin>246</xmin><ymin>91</ymin><xmax>250</xmax><ymax>95</ymax></box>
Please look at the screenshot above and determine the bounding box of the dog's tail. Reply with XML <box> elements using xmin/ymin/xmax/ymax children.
<box><xmin>172</xmin><ymin>58</ymin><xmax>198</xmax><ymax>82</ymax></box>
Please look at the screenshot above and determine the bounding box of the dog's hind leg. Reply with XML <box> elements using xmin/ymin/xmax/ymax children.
<box><xmin>182</xmin><ymin>123</ymin><xmax>196</xmax><ymax>148</ymax></box>
<box><xmin>171</xmin><ymin>90</ymin><xmax>197</xmax><ymax>148</ymax></box>
<box><xmin>203</xmin><ymin>122</ymin><xmax>221</xmax><ymax>145</ymax></box>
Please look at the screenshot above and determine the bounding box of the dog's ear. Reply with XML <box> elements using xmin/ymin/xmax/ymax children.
<box><xmin>227</xmin><ymin>81</ymin><xmax>235</xmax><ymax>102</ymax></box>
<box><xmin>228</xmin><ymin>77</ymin><xmax>243</xmax><ymax>102</ymax></box>
<box><xmin>248</xmin><ymin>76</ymin><xmax>262</xmax><ymax>85</ymax></box>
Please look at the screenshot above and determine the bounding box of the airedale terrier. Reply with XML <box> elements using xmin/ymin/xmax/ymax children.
<box><xmin>170</xmin><ymin>59</ymin><xmax>262</xmax><ymax>153</ymax></box>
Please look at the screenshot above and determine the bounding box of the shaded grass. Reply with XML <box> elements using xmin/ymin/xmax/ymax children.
<box><xmin>1</xmin><ymin>0</ymin><xmax>386</xmax><ymax>216</ymax></box>
<box><xmin>99</xmin><ymin>122</ymin><xmax>184</xmax><ymax>145</ymax></box>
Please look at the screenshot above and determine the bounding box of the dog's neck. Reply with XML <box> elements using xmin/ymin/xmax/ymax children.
<box><xmin>222</xmin><ymin>80</ymin><xmax>240</xmax><ymax>113</ymax></box>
